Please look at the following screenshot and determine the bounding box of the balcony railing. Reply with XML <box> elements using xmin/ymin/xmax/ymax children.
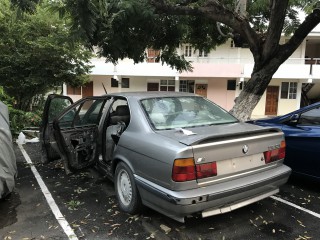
<box><xmin>152</xmin><ymin>57</ymin><xmax>320</xmax><ymax>65</ymax></box>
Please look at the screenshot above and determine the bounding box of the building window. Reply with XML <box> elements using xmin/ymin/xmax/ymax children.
<box><xmin>179</xmin><ymin>80</ymin><xmax>195</xmax><ymax>93</ymax></box>
<box><xmin>184</xmin><ymin>45</ymin><xmax>192</xmax><ymax>57</ymax></box>
<box><xmin>227</xmin><ymin>80</ymin><xmax>236</xmax><ymax>90</ymax></box>
<box><xmin>281</xmin><ymin>82</ymin><xmax>297</xmax><ymax>99</ymax></box>
<box><xmin>111</xmin><ymin>78</ymin><xmax>118</xmax><ymax>88</ymax></box>
<box><xmin>121</xmin><ymin>78</ymin><xmax>130</xmax><ymax>88</ymax></box>
<box><xmin>199</xmin><ymin>50</ymin><xmax>208</xmax><ymax>57</ymax></box>
<box><xmin>147</xmin><ymin>82</ymin><xmax>159</xmax><ymax>91</ymax></box>
<box><xmin>147</xmin><ymin>48</ymin><xmax>160</xmax><ymax>63</ymax></box>
<box><xmin>67</xmin><ymin>85</ymin><xmax>81</xmax><ymax>95</ymax></box>
<box><xmin>160</xmin><ymin>80</ymin><xmax>175</xmax><ymax>91</ymax></box>
<box><xmin>111</xmin><ymin>78</ymin><xmax>129</xmax><ymax>88</ymax></box>
<box><xmin>239</xmin><ymin>81</ymin><xmax>246</xmax><ymax>90</ymax></box>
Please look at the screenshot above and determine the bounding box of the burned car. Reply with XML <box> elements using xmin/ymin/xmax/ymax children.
<box><xmin>0</xmin><ymin>101</ymin><xmax>17</xmax><ymax>199</ymax></box>
<box><xmin>41</xmin><ymin>92</ymin><xmax>291</xmax><ymax>222</ymax></box>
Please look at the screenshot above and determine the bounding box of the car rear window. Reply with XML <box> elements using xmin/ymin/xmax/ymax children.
<box><xmin>141</xmin><ymin>96</ymin><xmax>238</xmax><ymax>130</ymax></box>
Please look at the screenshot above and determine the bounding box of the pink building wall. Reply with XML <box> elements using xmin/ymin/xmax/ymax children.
<box><xmin>180</xmin><ymin>63</ymin><xmax>242</xmax><ymax>78</ymax></box>
<box><xmin>207</xmin><ymin>78</ymin><xmax>236</xmax><ymax>111</ymax></box>
<box><xmin>180</xmin><ymin>63</ymin><xmax>240</xmax><ymax>110</ymax></box>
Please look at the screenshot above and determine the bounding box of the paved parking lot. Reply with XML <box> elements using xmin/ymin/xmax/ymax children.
<box><xmin>1</xmin><ymin>142</ymin><xmax>320</xmax><ymax>240</ymax></box>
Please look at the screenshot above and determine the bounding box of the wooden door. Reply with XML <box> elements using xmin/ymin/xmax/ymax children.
<box><xmin>195</xmin><ymin>84</ymin><xmax>207</xmax><ymax>98</ymax></box>
<box><xmin>82</xmin><ymin>81</ymin><xmax>93</xmax><ymax>97</ymax></box>
<box><xmin>265</xmin><ymin>86</ymin><xmax>279</xmax><ymax>115</ymax></box>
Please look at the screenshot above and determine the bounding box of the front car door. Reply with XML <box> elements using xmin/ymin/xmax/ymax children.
<box><xmin>41</xmin><ymin>94</ymin><xmax>73</xmax><ymax>163</ymax></box>
<box><xmin>42</xmin><ymin>94</ymin><xmax>111</xmax><ymax>171</ymax></box>
<box><xmin>281</xmin><ymin>105</ymin><xmax>320</xmax><ymax>179</ymax></box>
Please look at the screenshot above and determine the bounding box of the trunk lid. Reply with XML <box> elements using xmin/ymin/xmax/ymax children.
<box><xmin>158</xmin><ymin>122</ymin><xmax>285</xmax><ymax>184</ymax></box>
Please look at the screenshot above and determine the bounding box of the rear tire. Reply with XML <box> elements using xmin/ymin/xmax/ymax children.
<box><xmin>115</xmin><ymin>162</ymin><xmax>142</xmax><ymax>214</ymax></box>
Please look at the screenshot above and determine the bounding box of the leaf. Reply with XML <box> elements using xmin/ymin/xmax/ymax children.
<box><xmin>160</xmin><ymin>224</ymin><xmax>171</xmax><ymax>234</ymax></box>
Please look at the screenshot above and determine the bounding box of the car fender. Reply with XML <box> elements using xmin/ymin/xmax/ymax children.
<box><xmin>111</xmin><ymin>146</ymin><xmax>136</xmax><ymax>176</ymax></box>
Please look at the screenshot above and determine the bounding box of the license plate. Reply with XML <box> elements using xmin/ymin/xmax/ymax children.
<box><xmin>217</xmin><ymin>153</ymin><xmax>265</xmax><ymax>175</ymax></box>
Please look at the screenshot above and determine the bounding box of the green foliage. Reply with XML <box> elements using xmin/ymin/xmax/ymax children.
<box><xmin>9</xmin><ymin>108</ymin><xmax>42</xmax><ymax>135</ymax></box>
<box><xmin>0</xmin><ymin>0</ymin><xmax>93</xmax><ymax>111</ymax></box>
<box><xmin>39</xmin><ymin>0</ymin><xmax>319</xmax><ymax>72</ymax></box>
<box><xmin>0</xmin><ymin>86</ymin><xmax>14</xmax><ymax>107</ymax></box>
<box><xmin>10</xmin><ymin>0</ymin><xmax>39</xmax><ymax>14</ymax></box>
<box><xmin>10</xmin><ymin>0</ymin><xmax>320</xmax><ymax>73</ymax></box>
<box><xmin>47</xmin><ymin>0</ymin><xmax>230</xmax><ymax>71</ymax></box>
<box><xmin>1</xmin><ymin>86</ymin><xmax>42</xmax><ymax>135</ymax></box>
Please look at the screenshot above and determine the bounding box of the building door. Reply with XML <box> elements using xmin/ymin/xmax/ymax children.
<box><xmin>265</xmin><ymin>86</ymin><xmax>279</xmax><ymax>115</ymax></box>
<box><xmin>147</xmin><ymin>82</ymin><xmax>159</xmax><ymax>91</ymax></box>
<box><xmin>82</xmin><ymin>81</ymin><xmax>93</xmax><ymax>97</ymax></box>
<box><xmin>195</xmin><ymin>84</ymin><xmax>208</xmax><ymax>98</ymax></box>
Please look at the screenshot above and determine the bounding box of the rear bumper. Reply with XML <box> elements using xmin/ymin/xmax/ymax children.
<box><xmin>135</xmin><ymin>165</ymin><xmax>291</xmax><ymax>222</ymax></box>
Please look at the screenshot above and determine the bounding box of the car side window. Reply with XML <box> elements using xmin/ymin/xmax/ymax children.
<box><xmin>108</xmin><ymin>99</ymin><xmax>130</xmax><ymax>127</ymax></box>
<box><xmin>48</xmin><ymin>98</ymin><xmax>73</xmax><ymax>123</ymax></box>
<box><xmin>299</xmin><ymin>107</ymin><xmax>320</xmax><ymax>125</ymax></box>
<box><xmin>58</xmin><ymin>98</ymin><xmax>108</xmax><ymax>128</ymax></box>
<box><xmin>75</xmin><ymin>99</ymin><xmax>105</xmax><ymax>126</ymax></box>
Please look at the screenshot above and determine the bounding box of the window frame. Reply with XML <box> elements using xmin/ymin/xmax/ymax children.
<box><xmin>160</xmin><ymin>80</ymin><xmax>175</xmax><ymax>92</ymax></box>
<box><xmin>184</xmin><ymin>45</ymin><xmax>192</xmax><ymax>57</ymax></box>
<box><xmin>281</xmin><ymin>82</ymin><xmax>297</xmax><ymax>99</ymax></box>
<box><xmin>121</xmin><ymin>78</ymin><xmax>130</xmax><ymax>88</ymax></box>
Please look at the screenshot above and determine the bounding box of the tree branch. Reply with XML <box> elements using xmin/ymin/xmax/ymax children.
<box><xmin>279</xmin><ymin>7</ymin><xmax>320</xmax><ymax>63</ymax></box>
<box><xmin>262</xmin><ymin>0</ymin><xmax>289</xmax><ymax>62</ymax></box>
<box><xmin>149</xmin><ymin>0</ymin><xmax>260</xmax><ymax>55</ymax></box>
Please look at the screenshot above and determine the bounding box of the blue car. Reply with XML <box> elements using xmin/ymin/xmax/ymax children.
<box><xmin>249</xmin><ymin>102</ymin><xmax>320</xmax><ymax>181</ymax></box>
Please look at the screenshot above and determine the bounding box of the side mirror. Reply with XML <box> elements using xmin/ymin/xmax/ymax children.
<box><xmin>288</xmin><ymin>114</ymin><xmax>299</xmax><ymax>125</ymax></box>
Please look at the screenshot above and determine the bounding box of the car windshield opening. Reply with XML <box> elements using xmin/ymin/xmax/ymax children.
<box><xmin>141</xmin><ymin>96</ymin><xmax>238</xmax><ymax>130</ymax></box>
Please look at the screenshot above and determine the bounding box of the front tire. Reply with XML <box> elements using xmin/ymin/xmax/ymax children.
<box><xmin>115</xmin><ymin>162</ymin><xmax>142</xmax><ymax>214</ymax></box>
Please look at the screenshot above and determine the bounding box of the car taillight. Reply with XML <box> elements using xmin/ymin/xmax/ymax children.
<box><xmin>172</xmin><ymin>158</ymin><xmax>217</xmax><ymax>182</ymax></box>
<box><xmin>264</xmin><ymin>140</ymin><xmax>286</xmax><ymax>164</ymax></box>
<box><xmin>196</xmin><ymin>162</ymin><xmax>217</xmax><ymax>179</ymax></box>
<box><xmin>172</xmin><ymin>158</ymin><xmax>196</xmax><ymax>182</ymax></box>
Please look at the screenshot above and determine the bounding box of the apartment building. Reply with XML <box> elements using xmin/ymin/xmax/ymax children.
<box><xmin>64</xmin><ymin>29</ymin><xmax>320</xmax><ymax>119</ymax></box>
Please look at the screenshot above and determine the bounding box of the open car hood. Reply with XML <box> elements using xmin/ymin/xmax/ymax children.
<box><xmin>156</xmin><ymin>122</ymin><xmax>281</xmax><ymax>146</ymax></box>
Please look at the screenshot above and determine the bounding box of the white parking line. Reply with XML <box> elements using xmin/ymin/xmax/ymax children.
<box><xmin>18</xmin><ymin>144</ymin><xmax>78</xmax><ymax>240</ymax></box>
<box><xmin>271</xmin><ymin>195</ymin><xmax>320</xmax><ymax>219</ymax></box>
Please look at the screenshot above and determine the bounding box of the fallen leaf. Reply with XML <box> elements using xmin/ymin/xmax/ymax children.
<box><xmin>160</xmin><ymin>224</ymin><xmax>171</xmax><ymax>234</ymax></box>
<box><xmin>111</xmin><ymin>223</ymin><xmax>121</xmax><ymax>227</ymax></box>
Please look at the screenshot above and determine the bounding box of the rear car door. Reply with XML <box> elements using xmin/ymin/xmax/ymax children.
<box><xmin>41</xmin><ymin>94</ymin><xmax>73</xmax><ymax>163</ymax></box>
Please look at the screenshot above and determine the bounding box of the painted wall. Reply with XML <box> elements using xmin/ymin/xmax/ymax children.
<box><xmin>278</xmin><ymin>99</ymin><xmax>298</xmax><ymax>115</ymax></box>
<box><xmin>206</xmin><ymin>78</ymin><xmax>236</xmax><ymax>110</ymax></box>
<box><xmin>92</xmin><ymin>75</ymin><xmax>154</xmax><ymax>95</ymax></box>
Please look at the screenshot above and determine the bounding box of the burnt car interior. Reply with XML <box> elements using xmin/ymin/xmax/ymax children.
<box><xmin>55</xmin><ymin>98</ymin><xmax>108</xmax><ymax>169</ymax></box>
<box><xmin>104</xmin><ymin>99</ymin><xmax>130</xmax><ymax>162</ymax></box>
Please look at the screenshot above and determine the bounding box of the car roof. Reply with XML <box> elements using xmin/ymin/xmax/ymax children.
<box><xmin>107</xmin><ymin>91</ymin><xmax>198</xmax><ymax>100</ymax></box>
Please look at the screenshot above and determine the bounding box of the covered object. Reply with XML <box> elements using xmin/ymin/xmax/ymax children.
<box><xmin>0</xmin><ymin>101</ymin><xmax>17</xmax><ymax>198</ymax></box>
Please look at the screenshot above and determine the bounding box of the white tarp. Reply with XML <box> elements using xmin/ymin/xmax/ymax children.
<box><xmin>0</xmin><ymin>101</ymin><xmax>17</xmax><ymax>198</ymax></box>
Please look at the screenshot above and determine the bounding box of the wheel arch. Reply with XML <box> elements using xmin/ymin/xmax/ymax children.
<box><xmin>111</xmin><ymin>154</ymin><xmax>135</xmax><ymax>177</ymax></box>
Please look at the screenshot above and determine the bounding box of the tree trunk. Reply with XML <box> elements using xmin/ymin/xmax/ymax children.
<box><xmin>230</xmin><ymin>65</ymin><xmax>275</xmax><ymax>121</ymax></box>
